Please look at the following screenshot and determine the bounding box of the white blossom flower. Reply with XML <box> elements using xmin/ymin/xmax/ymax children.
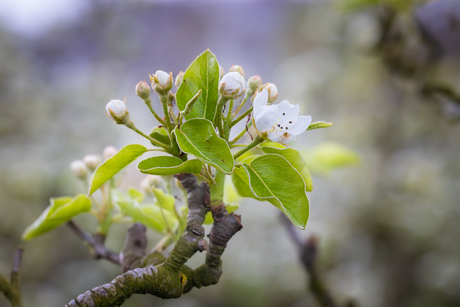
<box><xmin>253</xmin><ymin>89</ymin><xmax>312</xmax><ymax>144</ymax></box>
<box><xmin>219</xmin><ymin>72</ymin><xmax>246</xmax><ymax>99</ymax></box>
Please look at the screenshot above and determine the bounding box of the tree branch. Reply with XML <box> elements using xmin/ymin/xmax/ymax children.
<box><xmin>66</xmin><ymin>173</ymin><xmax>243</xmax><ymax>306</ymax></box>
<box><xmin>0</xmin><ymin>248</ymin><xmax>24</xmax><ymax>307</ymax></box>
<box><xmin>279</xmin><ymin>213</ymin><xmax>340</xmax><ymax>307</ymax></box>
<box><xmin>67</xmin><ymin>220</ymin><xmax>120</xmax><ymax>266</ymax></box>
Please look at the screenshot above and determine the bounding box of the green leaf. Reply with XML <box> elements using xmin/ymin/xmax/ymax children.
<box><xmin>242</xmin><ymin>154</ymin><xmax>310</xmax><ymax>229</ymax></box>
<box><xmin>176</xmin><ymin>50</ymin><xmax>220</xmax><ymax>121</ymax></box>
<box><xmin>23</xmin><ymin>195</ymin><xmax>91</xmax><ymax>240</ymax></box>
<box><xmin>152</xmin><ymin>188</ymin><xmax>175</xmax><ymax>213</ymax></box>
<box><xmin>149</xmin><ymin>126</ymin><xmax>170</xmax><ymax>147</ymax></box>
<box><xmin>301</xmin><ymin>142</ymin><xmax>360</xmax><ymax>176</ymax></box>
<box><xmin>138</xmin><ymin>156</ymin><xmax>203</xmax><ymax>175</ymax></box>
<box><xmin>89</xmin><ymin>144</ymin><xmax>147</xmax><ymax>195</ymax></box>
<box><xmin>116</xmin><ymin>200</ymin><xmax>178</xmax><ymax>234</ymax></box>
<box><xmin>174</xmin><ymin>118</ymin><xmax>234</xmax><ymax>174</ymax></box>
<box><xmin>232</xmin><ymin>155</ymin><xmax>263</xmax><ymax>200</ymax></box>
<box><xmin>260</xmin><ymin>142</ymin><xmax>313</xmax><ymax>192</ymax></box>
<box><xmin>307</xmin><ymin>121</ymin><xmax>333</xmax><ymax>131</ymax></box>
<box><xmin>128</xmin><ymin>187</ymin><xmax>144</xmax><ymax>203</ymax></box>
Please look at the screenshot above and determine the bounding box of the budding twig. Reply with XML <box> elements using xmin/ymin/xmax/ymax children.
<box><xmin>67</xmin><ymin>220</ymin><xmax>120</xmax><ymax>265</ymax></box>
<box><xmin>0</xmin><ymin>248</ymin><xmax>24</xmax><ymax>307</ymax></box>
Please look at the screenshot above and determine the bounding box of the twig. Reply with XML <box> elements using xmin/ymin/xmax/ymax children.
<box><xmin>279</xmin><ymin>213</ymin><xmax>340</xmax><ymax>307</ymax></box>
<box><xmin>67</xmin><ymin>220</ymin><xmax>120</xmax><ymax>265</ymax></box>
<box><xmin>0</xmin><ymin>248</ymin><xmax>24</xmax><ymax>307</ymax></box>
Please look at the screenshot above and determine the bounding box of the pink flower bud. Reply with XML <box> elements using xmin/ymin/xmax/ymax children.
<box><xmin>135</xmin><ymin>81</ymin><xmax>150</xmax><ymax>100</ymax></box>
<box><xmin>229</xmin><ymin>65</ymin><xmax>245</xmax><ymax>78</ymax></box>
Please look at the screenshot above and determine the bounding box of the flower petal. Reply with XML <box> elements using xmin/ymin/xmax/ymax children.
<box><xmin>275</xmin><ymin>100</ymin><xmax>299</xmax><ymax>130</ymax></box>
<box><xmin>267</xmin><ymin>131</ymin><xmax>296</xmax><ymax>144</ymax></box>
<box><xmin>253</xmin><ymin>89</ymin><xmax>269</xmax><ymax>118</ymax></box>
<box><xmin>288</xmin><ymin>115</ymin><xmax>312</xmax><ymax>136</ymax></box>
<box><xmin>254</xmin><ymin>105</ymin><xmax>278</xmax><ymax>132</ymax></box>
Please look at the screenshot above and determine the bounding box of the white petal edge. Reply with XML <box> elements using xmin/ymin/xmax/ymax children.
<box><xmin>253</xmin><ymin>89</ymin><xmax>269</xmax><ymax>118</ymax></box>
<box><xmin>289</xmin><ymin>115</ymin><xmax>312</xmax><ymax>135</ymax></box>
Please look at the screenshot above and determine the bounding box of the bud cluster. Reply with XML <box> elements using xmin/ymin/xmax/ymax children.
<box><xmin>70</xmin><ymin>146</ymin><xmax>118</xmax><ymax>180</ymax></box>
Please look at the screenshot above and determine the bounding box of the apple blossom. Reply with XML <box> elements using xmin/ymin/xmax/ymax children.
<box><xmin>219</xmin><ymin>72</ymin><xmax>246</xmax><ymax>100</ymax></box>
<box><xmin>253</xmin><ymin>89</ymin><xmax>312</xmax><ymax>144</ymax></box>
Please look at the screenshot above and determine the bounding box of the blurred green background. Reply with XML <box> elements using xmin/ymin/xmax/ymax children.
<box><xmin>1</xmin><ymin>0</ymin><xmax>460</xmax><ymax>306</ymax></box>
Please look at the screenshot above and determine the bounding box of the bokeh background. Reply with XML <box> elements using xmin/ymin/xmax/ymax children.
<box><xmin>1</xmin><ymin>0</ymin><xmax>460</xmax><ymax>306</ymax></box>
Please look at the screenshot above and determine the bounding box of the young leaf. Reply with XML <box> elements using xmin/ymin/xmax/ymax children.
<box><xmin>260</xmin><ymin>142</ymin><xmax>313</xmax><ymax>192</ymax></box>
<box><xmin>174</xmin><ymin>118</ymin><xmax>234</xmax><ymax>174</ymax></box>
<box><xmin>88</xmin><ymin>144</ymin><xmax>147</xmax><ymax>195</ymax></box>
<box><xmin>301</xmin><ymin>142</ymin><xmax>360</xmax><ymax>176</ymax></box>
<box><xmin>176</xmin><ymin>50</ymin><xmax>220</xmax><ymax>121</ymax></box>
<box><xmin>307</xmin><ymin>121</ymin><xmax>333</xmax><ymax>131</ymax></box>
<box><xmin>149</xmin><ymin>126</ymin><xmax>170</xmax><ymax>147</ymax></box>
<box><xmin>152</xmin><ymin>188</ymin><xmax>175</xmax><ymax>213</ymax></box>
<box><xmin>116</xmin><ymin>200</ymin><xmax>178</xmax><ymax>234</ymax></box>
<box><xmin>232</xmin><ymin>155</ymin><xmax>263</xmax><ymax>200</ymax></box>
<box><xmin>23</xmin><ymin>195</ymin><xmax>91</xmax><ymax>240</ymax></box>
<box><xmin>242</xmin><ymin>154</ymin><xmax>310</xmax><ymax>229</ymax></box>
<box><xmin>128</xmin><ymin>187</ymin><xmax>144</xmax><ymax>203</ymax></box>
<box><xmin>138</xmin><ymin>156</ymin><xmax>203</xmax><ymax>175</ymax></box>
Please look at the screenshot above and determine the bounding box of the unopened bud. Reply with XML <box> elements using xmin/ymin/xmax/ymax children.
<box><xmin>150</xmin><ymin>70</ymin><xmax>173</xmax><ymax>95</ymax></box>
<box><xmin>70</xmin><ymin>160</ymin><xmax>88</xmax><ymax>179</ymax></box>
<box><xmin>219</xmin><ymin>66</ymin><xmax>225</xmax><ymax>80</ymax></box>
<box><xmin>175</xmin><ymin>71</ymin><xmax>184</xmax><ymax>88</ymax></box>
<box><xmin>258</xmin><ymin>83</ymin><xmax>278</xmax><ymax>103</ymax></box>
<box><xmin>106</xmin><ymin>99</ymin><xmax>130</xmax><ymax>125</ymax></box>
<box><xmin>135</xmin><ymin>81</ymin><xmax>150</xmax><ymax>100</ymax></box>
<box><xmin>103</xmin><ymin>146</ymin><xmax>118</xmax><ymax>160</ymax></box>
<box><xmin>83</xmin><ymin>155</ymin><xmax>101</xmax><ymax>171</ymax></box>
<box><xmin>229</xmin><ymin>65</ymin><xmax>245</xmax><ymax>78</ymax></box>
<box><xmin>219</xmin><ymin>72</ymin><xmax>246</xmax><ymax>100</ymax></box>
<box><xmin>248</xmin><ymin>75</ymin><xmax>262</xmax><ymax>92</ymax></box>
<box><xmin>140</xmin><ymin>175</ymin><xmax>163</xmax><ymax>194</ymax></box>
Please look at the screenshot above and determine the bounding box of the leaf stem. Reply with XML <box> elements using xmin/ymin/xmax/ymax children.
<box><xmin>229</xmin><ymin>121</ymin><xmax>253</xmax><ymax>146</ymax></box>
<box><xmin>143</xmin><ymin>97</ymin><xmax>166</xmax><ymax>125</ymax></box>
<box><xmin>213</xmin><ymin>95</ymin><xmax>228</xmax><ymax>137</ymax></box>
<box><xmin>232</xmin><ymin>89</ymin><xmax>252</xmax><ymax>119</ymax></box>
<box><xmin>160</xmin><ymin>94</ymin><xmax>174</xmax><ymax>133</ymax></box>
<box><xmin>230</xmin><ymin>106</ymin><xmax>253</xmax><ymax>128</ymax></box>
<box><xmin>233</xmin><ymin>134</ymin><xmax>263</xmax><ymax>159</ymax></box>
<box><xmin>126</xmin><ymin>122</ymin><xmax>171</xmax><ymax>151</ymax></box>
